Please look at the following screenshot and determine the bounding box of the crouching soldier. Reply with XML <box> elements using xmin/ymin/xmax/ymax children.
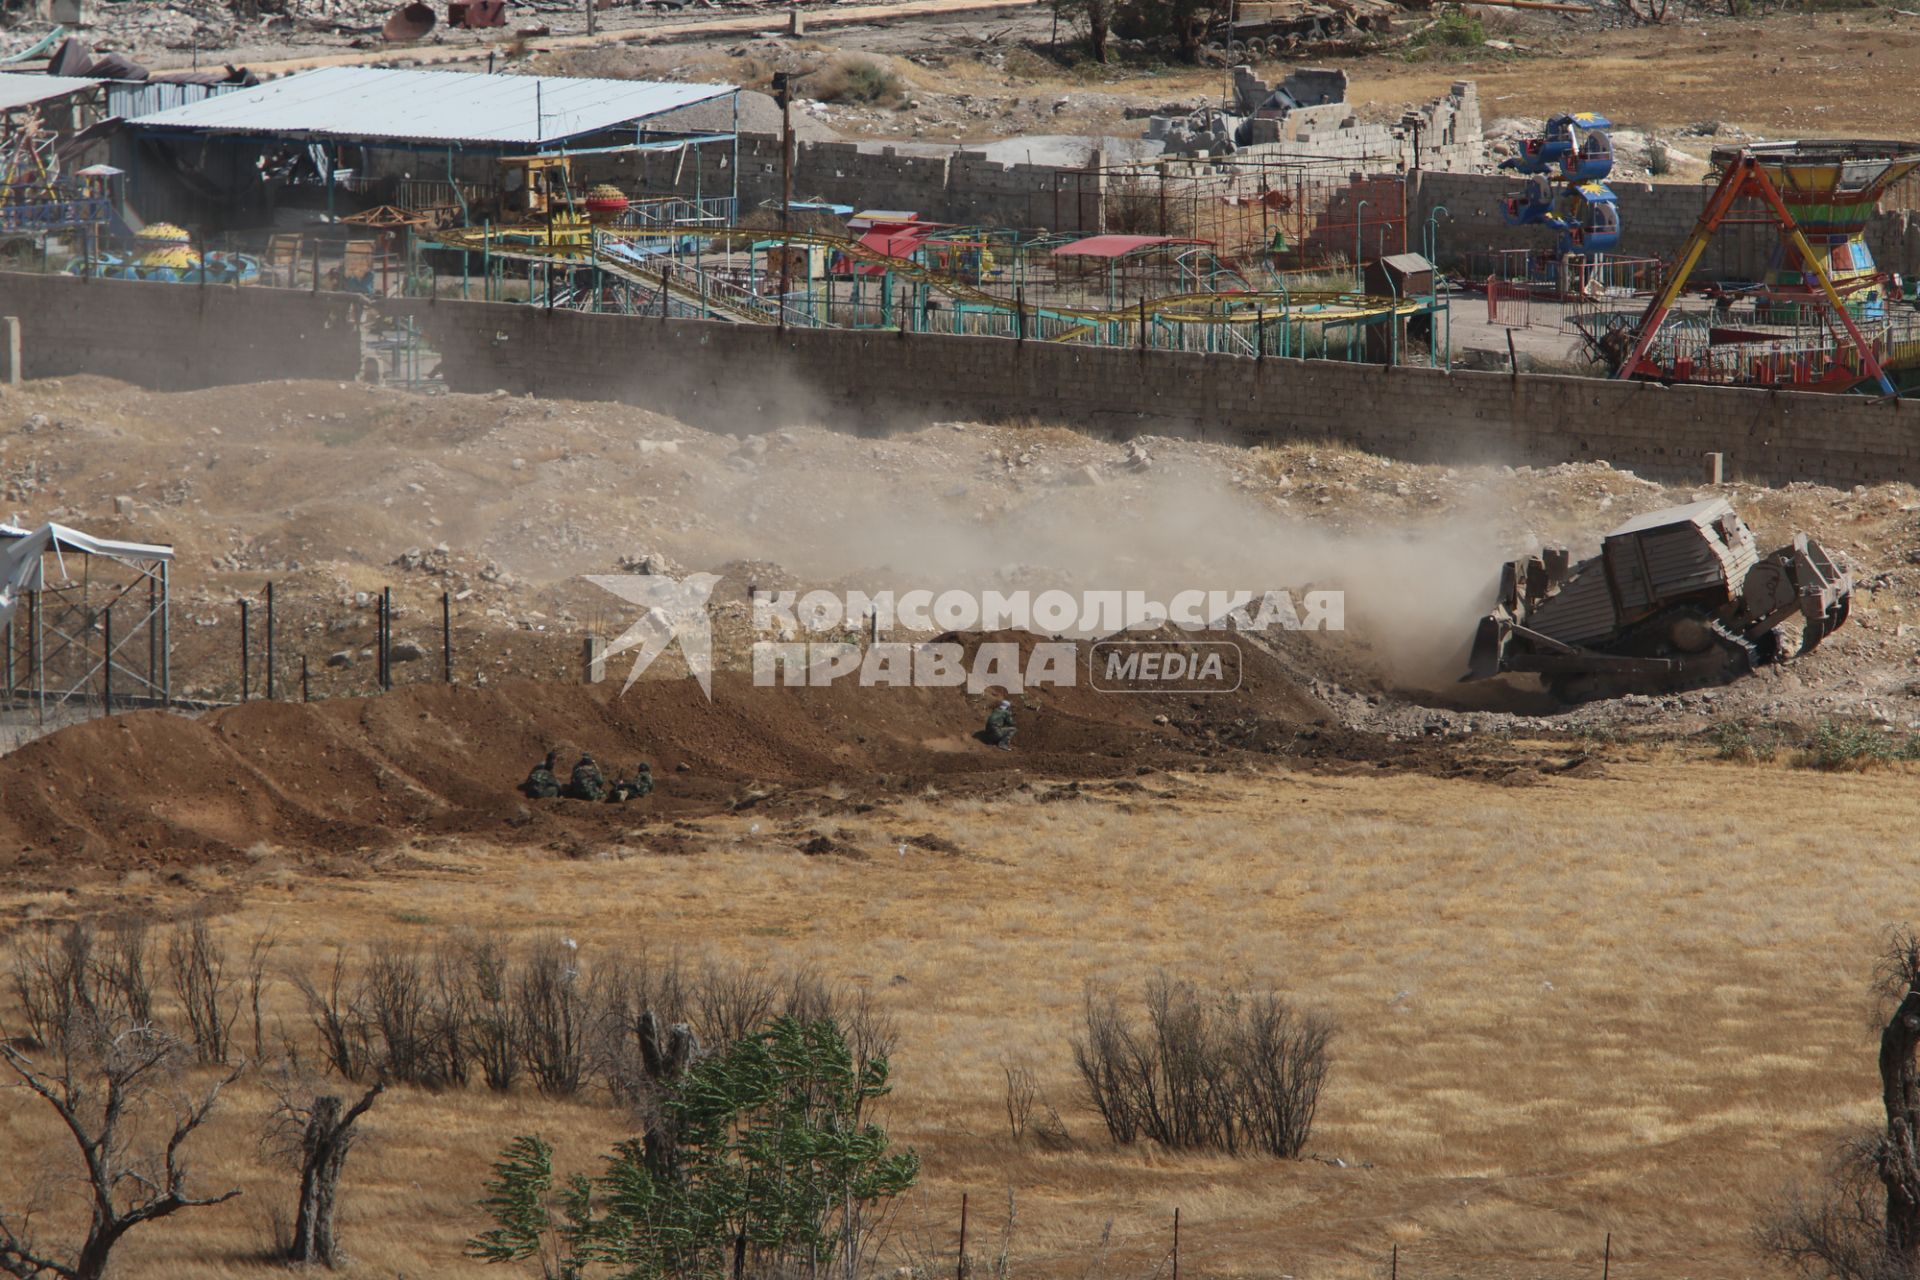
<box><xmin>984</xmin><ymin>700</ymin><xmax>1015</xmax><ymax>751</ymax></box>
<box><xmin>608</xmin><ymin>762</ymin><xmax>655</xmax><ymax>803</ymax></box>
<box><xmin>567</xmin><ymin>752</ymin><xmax>607</xmax><ymax>802</ymax></box>
<box><xmin>520</xmin><ymin>749</ymin><xmax>561</xmax><ymax>799</ymax></box>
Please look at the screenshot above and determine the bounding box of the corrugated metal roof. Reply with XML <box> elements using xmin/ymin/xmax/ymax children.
<box><xmin>0</xmin><ymin>73</ymin><xmax>101</xmax><ymax>113</ymax></box>
<box><xmin>1606</xmin><ymin>498</ymin><xmax>1732</xmax><ymax>538</ymax></box>
<box><xmin>127</xmin><ymin>66</ymin><xmax>734</xmax><ymax>146</ymax></box>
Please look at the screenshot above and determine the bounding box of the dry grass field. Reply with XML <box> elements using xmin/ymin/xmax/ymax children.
<box><xmin>3</xmin><ymin>748</ymin><xmax>1914</xmax><ymax>1279</ymax></box>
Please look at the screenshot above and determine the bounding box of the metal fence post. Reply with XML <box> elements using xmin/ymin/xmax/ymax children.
<box><xmin>101</xmin><ymin>604</ymin><xmax>112</xmax><ymax>716</ymax></box>
<box><xmin>955</xmin><ymin>1193</ymin><xmax>967</xmax><ymax>1280</ymax></box>
<box><xmin>265</xmin><ymin>580</ymin><xmax>275</xmax><ymax>700</ymax></box>
<box><xmin>239</xmin><ymin>599</ymin><xmax>250</xmax><ymax>702</ymax></box>
<box><xmin>387</xmin><ymin>590</ymin><xmax>395</xmax><ymax>690</ymax></box>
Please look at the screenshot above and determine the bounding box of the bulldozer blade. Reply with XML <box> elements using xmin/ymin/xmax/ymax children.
<box><xmin>1465</xmin><ymin>615</ymin><xmax>1505</xmax><ymax>680</ymax></box>
<box><xmin>1801</xmin><ymin>590</ymin><xmax>1851</xmax><ymax>655</ymax></box>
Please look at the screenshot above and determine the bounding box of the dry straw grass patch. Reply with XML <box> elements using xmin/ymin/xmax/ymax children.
<box><xmin>1</xmin><ymin>757</ymin><xmax>1917</xmax><ymax>1276</ymax></box>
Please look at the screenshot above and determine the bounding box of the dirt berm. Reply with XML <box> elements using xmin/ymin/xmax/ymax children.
<box><xmin>2</xmin><ymin>631</ymin><xmax>1343</xmax><ymax>883</ymax></box>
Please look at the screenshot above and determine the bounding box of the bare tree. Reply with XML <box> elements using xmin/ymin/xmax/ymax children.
<box><xmin>1063</xmin><ymin>0</ymin><xmax>1113</xmax><ymax>61</ymax></box>
<box><xmin>0</xmin><ymin>1023</ymin><xmax>241</xmax><ymax>1280</ymax></box>
<box><xmin>278</xmin><ymin>1083</ymin><xmax>384</xmax><ymax>1268</ymax></box>
<box><xmin>1759</xmin><ymin>927</ymin><xmax>1920</xmax><ymax>1280</ymax></box>
<box><xmin>1879</xmin><ymin>928</ymin><xmax>1920</xmax><ymax>1270</ymax></box>
<box><xmin>244</xmin><ymin>927</ymin><xmax>278</xmax><ymax>1066</ymax></box>
<box><xmin>94</xmin><ymin>923</ymin><xmax>154</xmax><ymax>1030</ymax></box>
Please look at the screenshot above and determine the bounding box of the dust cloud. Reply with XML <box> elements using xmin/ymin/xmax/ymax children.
<box><xmin>684</xmin><ymin>451</ymin><xmax>1506</xmax><ymax>689</ymax></box>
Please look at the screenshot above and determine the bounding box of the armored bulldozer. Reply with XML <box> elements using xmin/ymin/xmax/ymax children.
<box><xmin>1466</xmin><ymin>498</ymin><xmax>1851</xmax><ymax>701</ymax></box>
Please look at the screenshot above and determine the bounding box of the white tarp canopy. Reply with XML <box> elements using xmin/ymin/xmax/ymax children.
<box><xmin>127</xmin><ymin>66</ymin><xmax>737</xmax><ymax>147</ymax></box>
<box><xmin>0</xmin><ymin>522</ymin><xmax>173</xmax><ymax>629</ymax></box>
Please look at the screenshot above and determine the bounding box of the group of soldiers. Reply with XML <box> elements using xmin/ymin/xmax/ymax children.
<box><xmin>520</xmin><ymin>750</ymin><xmax>653</xmax><ymax>803</ymax></box>
<box><xmin>522</xmin><ymin>702</ymin><xmax>1015</xmax><ymax>805</ymax></box>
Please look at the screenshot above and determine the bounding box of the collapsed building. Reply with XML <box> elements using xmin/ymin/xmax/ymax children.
<box><xmin>1149</xmin><ymin>67</ymin><xmax>1483</xmax><ymax>173</ymax></box>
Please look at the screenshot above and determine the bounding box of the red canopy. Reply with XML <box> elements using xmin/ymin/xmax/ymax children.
<box><xmin>1051</xmin><ymin>234</ymin><xmax>1209</xmax><ymax>259</ymax></box>
<box><xmin>841</xmin><ymin>224</ymin><xmax>938</xmax><ymax>276</ymax></box>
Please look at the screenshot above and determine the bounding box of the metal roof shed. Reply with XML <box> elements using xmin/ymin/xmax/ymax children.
<box><xmin>126</xmin><ymin>66</ymin><xmax>737</xmax><ymax>148</ymax></box>
<box><xmin>123</xmin><ymin>66</ymin><xmax>741</xmax><ymax>228</ymax></box>
<box><xmin>0</xmin><ymin>73</ymin><xmax>101</xmax><ymax>116</ymax></box>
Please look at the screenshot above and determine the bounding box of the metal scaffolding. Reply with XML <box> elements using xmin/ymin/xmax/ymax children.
<box><xmin>0</xmin><ymin>523</ymin><xmax>172</xmax><ymax>730</ymax></box>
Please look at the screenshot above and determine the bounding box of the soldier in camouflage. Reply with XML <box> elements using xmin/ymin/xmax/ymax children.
<box><xmin>567</xmin><ymin>752</ymin><xmax>607</xmax><ymax>802</ymax></box>
<box><xmin>520</xmin><ymin>749</ymin><xmax>561</xmax><ymax>799</ymax></box>
<box><xmin>608</xmin><ymin>761</ymin><xmax>654</xmax><ymax>802</ymax></box>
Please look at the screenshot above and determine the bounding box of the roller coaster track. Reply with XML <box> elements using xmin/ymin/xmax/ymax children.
<box><xmin>482</xmin><ymin>244</ymin><xmax>779</xmax><ymax>325</ymax></box>
<box><xmin>424</xmin><ymin>225</ymin><xmax>1424</xmax><ymax>330</ymax></box>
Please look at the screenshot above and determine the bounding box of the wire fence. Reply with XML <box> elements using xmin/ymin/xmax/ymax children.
<box><xmin>0</xmin><ymin>579</ymin><xmax>477</xmax><ymax>753</ymax></box>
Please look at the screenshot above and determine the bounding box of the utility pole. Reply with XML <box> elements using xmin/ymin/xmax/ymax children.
<box><xmin>773</xmin><ymin>71</ymin><xmax>795</xmax><ymax>311</ymax></box>
<box><xmin>586</xmin><ymin>0</ymin><xmax>596</xmax><ymax>36</ymax></box>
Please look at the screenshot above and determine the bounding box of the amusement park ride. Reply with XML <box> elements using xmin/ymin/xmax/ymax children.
<box><xmin>1501</xmin><ymin>112</ymin><xmax>1621</xmax><ymax>255</ymax></box>
<box><xmin>1612</xmin><ymin>139</ymin><xmax>1920</xmax><ymax>396</ymax></box>
<box><xmin>1497</xmin><ymin>112</ymin><xmax>1920</xmax><ymax>395</ymax></box>
<box><xmin>0</xmin><ymin>109</ymin><xmax>111</xmax><ymax>241</ymax></box>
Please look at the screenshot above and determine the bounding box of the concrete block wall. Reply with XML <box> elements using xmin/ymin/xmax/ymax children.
<box><xmin>681</xmin><ymin>134</ymin><xmax>1101</xmax><ymax>231</ymax></box>
<box><xmin>385</xmin><ymin>293</ymin><xmax>1920</xmax><ymax>487</ymax></box>
<box><xmin>0</xmin><ymin>271</ymin><xmax>363</xmax><ymax>389</ymax></box>
<box><xmin>6</xmin><ymin>271</ymin><xmax>1917</xmax><ymax>489</ymax></box>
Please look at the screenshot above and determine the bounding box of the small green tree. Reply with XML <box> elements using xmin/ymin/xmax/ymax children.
<box><xmin>469</xmin><ymin>1017</ymin><xmax>919</xmax><ymax>1279</ymax></box>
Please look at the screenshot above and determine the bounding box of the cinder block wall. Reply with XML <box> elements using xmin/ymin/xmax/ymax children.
<box><xmin>0</xmin><ymin>272</ymin><xmax>364</xmax><ymax>389</ymax></box>
<box><xmin>387</xmin><ymin>295</ymin><xmax>1920</xmax><ymax>486</ymax></box>
<box><xmin>5</xmin><ymin>272</ymin><xmax>1917</xmax><ymax>488</ymax></box>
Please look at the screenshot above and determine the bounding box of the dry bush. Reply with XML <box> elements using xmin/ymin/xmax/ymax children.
<box><xmin>1103</xmin><ymin>173</ymin><xmax>1192</xmax><ymax>238</ymax></box>
<box><xmin>806</xmin><ymin>56</ymin><xmax>904</xmax><ymax>105</ymax></box>
<box><xmin>7</xmin><ymin>923</ymin><xmax>93</xmax><ymax>1050</ymax></box>
<box><xmin>1074</xmin><ymin>973</ymin><xmax>1333</xmax><ymax>1157</ymax></box>
<box><xmin>264</xmin><ymin>933</ymin><xmax>894</xmax><ymax>1114</ymax></box>
<box><xmin>97</xmin><ymin>921</ymin><xmax>156</xmax><ymax>1029</ymax></box>
<box><xmin>167</xmin><ymin>917</ymin><xmax>238</xmax><ymax>1065</ymax></box>
<box><xmin>292</xmin><ymin>948</ymin><xmax>374</xmax><ymax>1083</ymax></box>
<box><xmin>357</xmin><ymin>941</ymin><xmax>471</xmax><ymax>1089</ymax></box>
<box><xmin>1003</xmin><ymin>1056</ymin><xmax>1037</xmax><ymax>1141</ymax></box>
<box><xmin>1757</xmin><ymin>1136</ymin><xmax>1901</xmax><ymax>1280</ymax></box>
<box><xmin>7</xmin><ymin>921</ymin><xmax>155</xmax><ymax>1053</ymax></box>
<box><xmin>516</xmin><ymin>936</ymin><xmax>591</xmax><ymax>1098</ymax></box>
<box><xmin>457</xmin><ymin>934</ymin><xmax>523</xmax><ymax>1093</ymax></box>
<box><xmin>691</xmin><ymin>956</ymin><xmax>779</xmax><ymax>1047</ymax></box>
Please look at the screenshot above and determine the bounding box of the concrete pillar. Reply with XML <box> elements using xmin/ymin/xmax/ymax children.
<box><xmin>1703</xmin><ymin>451</ymin><xmax>1725</xmax><ymax>485</ymax></box>
<box><xmin>788</xmin><ymin>6</ymin><xmax>804</xmax><ymax>34</ymax></box>
<box><xmin>582</xmin><ymin>634</ymin><xmax>606</xmax><ymax>684</ymax></box>
<box><xmin>1</xmin><ymin>317</ymin><xmax>17</xmax><ymax>388</ymax></box>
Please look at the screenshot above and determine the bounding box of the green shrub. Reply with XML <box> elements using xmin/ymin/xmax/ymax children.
<box><xmin>1411</xmin><ymin>8</ymin><xmax>1485</xmax><ymax>50</ymax></box>
<box><xmin>1796</xmin><ymin>721</ymin><xmax>1920</xmax><ymax>771</ymax></box>
<box><xmin>469</xmin><ymin>1016</ymin><xmax>919</xmax><ymax>1276</ymax></box>
<box><xmin>1711</xmin><ymin>721</ymin><xmax>1778</xmax><ymax>763</ymax></box>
